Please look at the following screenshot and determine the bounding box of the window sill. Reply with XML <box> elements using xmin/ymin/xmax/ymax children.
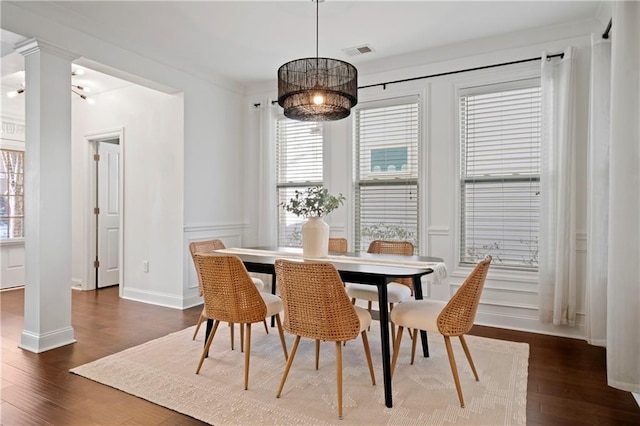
<box><xmin>0</xmin><ymin>238</ymin><xmax>25</xmax><ymax>247</ymax></box>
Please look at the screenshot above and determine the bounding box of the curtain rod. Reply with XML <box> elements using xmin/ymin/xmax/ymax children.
<box><xmin>358</xmin><ymin>52</ymin><xmax>564</xmax><ymax>90</ymax></box>
<box><xmin>602</xmin><ymin>18</ymin><xmax>612</xmax><ymax>39</ymax></box>
<box><xmin>256</xmin><ymin>52</ymin><xmax>564</xmax><ymax>107</ymax></box>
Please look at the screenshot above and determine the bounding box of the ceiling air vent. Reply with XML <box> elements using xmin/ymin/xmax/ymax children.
<box><xmin>342</xmin><ymin>44</ymin><xmax>375</xmax><ymax>57</ymax></box>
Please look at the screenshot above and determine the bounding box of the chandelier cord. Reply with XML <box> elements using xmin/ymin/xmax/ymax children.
<box><xmin>277</xmin><ymin>0</ymin><xmax>357</xmax><ymax>121</ymax></box>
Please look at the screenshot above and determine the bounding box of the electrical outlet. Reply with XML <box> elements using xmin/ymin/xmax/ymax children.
<box><xmin>143</xmin><ymin>260</ymin><xmax>149</xmax><ymax>273</ymax></box>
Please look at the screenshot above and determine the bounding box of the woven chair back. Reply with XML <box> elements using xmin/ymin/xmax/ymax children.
<box><xmin>189</xmin><ymin>239</ymin><xmax>226</xmax><ymax>295</ymax></box>
<box><xmin>367</xmin><ymin>240</ymin><xmax>414</xmax><ymax>256</ymax></box>
<box><xmin>437</xmin><ymin>255</ymin><xmax>492</xmax><ymax>336</ymax></box>
<box><xmin>193</xmin><ymin>253</ymin><xmax>267</xmax><ymax>325</ymax></box>
<box><xmin>189</xmin><ymin>239</ymin><xmax>225</xmax><ymax>257</ymax></box>
<box><xmin>328</xmin><ymin>237</ymin><xmax>348</xmax><ymax>253</ymax></box>
<box><xmin>274</xmin><ymin>259</ymin><xmax>361</xmax><ymax>342</ymax></box>
<box><xmin>367</xmin><ymin>240</ymin><xmax>415</xmax><ymax>289</ymax></box>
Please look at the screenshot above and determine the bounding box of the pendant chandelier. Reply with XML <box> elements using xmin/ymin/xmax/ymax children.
<box><xmin>277</xmin><ymin>0</ymin><xmax>357</xmax><ymax>121</ymax></box>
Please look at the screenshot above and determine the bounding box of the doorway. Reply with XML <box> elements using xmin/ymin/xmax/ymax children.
<box><xmin>85</xmin><ymin>129</ymin><xmax>124</xmax><ymax>290</ymax></box>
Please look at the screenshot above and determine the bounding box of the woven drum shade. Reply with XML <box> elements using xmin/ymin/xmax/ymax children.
<box><xmin>278</xmin><ymin>57</ymin><xmax>358</xmax><ymax>121</ymax></box>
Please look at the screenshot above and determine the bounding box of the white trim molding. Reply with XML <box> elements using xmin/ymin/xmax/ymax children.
<box><xmin>122</xmin><ymin>287</ymin><xmax>198</xmax><ymax>310</ymax></box>
<box><xmin>20</xmin><ymin>327</ymin><xmax>76</xmax><ymax>353</ymax></box>
<box><xmin>426</xmin><ymin>226</ymin><xmax>449</xmax><ymax>236</ymax></box>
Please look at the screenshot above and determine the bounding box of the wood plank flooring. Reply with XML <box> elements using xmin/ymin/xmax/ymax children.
<box><xmin>1</xmin><ymin>286</ymin><xmax>639</xmax><ymax>425</ymax></box>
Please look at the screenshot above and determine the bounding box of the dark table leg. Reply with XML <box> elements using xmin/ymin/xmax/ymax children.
<box><xmin>377</xmin><ymin>280</ymin><xmax>393</xmax><ymax>408</ymax></box>
<box><xmin>270</xmin><ymin>274</ymin><xmax>277</xmax><ymax>327</ymax></box>
<box><xmin>205</xmin><ymin>318</ymin><xmax>213</xmax><ymax>357</ymax></box>
<box><xmin>412</xmin><ymin>275</ymin><xmax>429</xmax><ymax>358</ymax></box>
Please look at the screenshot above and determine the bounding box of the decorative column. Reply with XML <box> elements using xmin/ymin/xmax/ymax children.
<box><xmin>16</xmin><ymin>39</ymin><xmax>78</xmax><ymax>353</ymax></box>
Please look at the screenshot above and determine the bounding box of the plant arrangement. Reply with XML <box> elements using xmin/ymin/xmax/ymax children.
<box><xmin>281</xmin><ymin>186</ymin><xmax>345</xmax><ymax>218</ymax></box>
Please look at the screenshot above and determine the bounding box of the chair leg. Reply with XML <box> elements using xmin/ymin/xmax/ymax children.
<box><xmin>459</xmin><ymin>335</ymin><xmax>479</xmax><ymax>381</ymax></box>
<box><xmin>240</xmin><ymin>323</ymin><xmax>244</xmax><ymax>352</ymax></box>
<box><xmin>351</xmin><ymin>298</ymin><xmax>356</xmax><ymax>305</ymax></box>
<box><xmin>389</xmin><ymin>303</ymin><xmax>396</xmax><ymax>345</ymax></box>
<box><xmin>367</xmin><ymin>301</ymin><xmax>372</xmax><ymax>331</ymax></box>
<box><xmin>391</xmin><ymin>326</ymin><xmax>405</xmax><ymax>377</ymax></box>
<box><xmin>410</xmin><ymin>328</ymin><xmax>418</xmax><ymax>365</ymax></box>
<box><xmin>315</xmin><ymin>339</ymin><xmax>321</xmax><ymax>370</ymax></box>
<box><xmin>244</xmin><ymin>323</ymin><xmax>252</xmax><ymax>390</ymax></box>
<box><xmin>263</xmin><ymin>319</ymin><xmax>269</xmax><ymax>334</ymax></box>
<box><xmin>192</xmin><ymin>313</ymin><xmax>205</xmax><ymax>340</ymax></box>
<box><xmin>361</xmin><ymin>331</ymin><xmax>376</xmax><ymax>385</ymax></box>
<box><xmin>230</xmin><ymin>322</ymin><xmax>234</xmax><ymax>350</ymax></box>
<box><xmin>277</xmin><ymin>335</ymin><xmax>301</xmax><ymax>398</ymax></box>
<box><xmin>196</xmin><ymin>319</ymin><xmax>220</xmax><ymax>374</ymax></box>
<box><xmin>443</xmin><ymin>336</ymin><xmax>465</xmax><ymax>408</ymax></box>
<box><xmin>335</xmin><ymin>341</ymin><xmax>343</xmax><ymax>420</ymax></box>
<box><xmin>275</xmin><ymin>314</ymin><xmax>288</xmax><ymax>360</ymax></box>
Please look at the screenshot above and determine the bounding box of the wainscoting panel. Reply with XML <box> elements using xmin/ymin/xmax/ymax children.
<box><xmin>182</xmin><ymin>224</ymin><xmax>264</xmax><ymax>309</ymax></box>
<box><xmin>1</xmin><ymin>240</ymin><xmax>25</xmax><ymax>289</ymax></box>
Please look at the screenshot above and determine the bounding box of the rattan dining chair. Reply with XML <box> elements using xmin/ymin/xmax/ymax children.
<box><xmin>193</xmin><ymin>253</ymin><xmax>288</xmax><ymax>390</ymax></box>
<box><xmin>324</xmin><ymin>237</ymin><xmax>349</xmax><ymax>354</ymax></box>
<box><xmin>189</xmin><ymin>239</ymin><xmax>267</xmax><ymax>346</ymax></box>
<box><xmin>345</xmin><ymin>240</ymin><xmax>415</xmax><ymax>343</ymax></box>
<box><xmin>274</xmin><ymin>259</ymin><xmax>376</xmax><ymax>420</ymax></box>
<box><xmin>390</xmin><ymin>255</ymin><xmax>492</xmax><ymax>408</ymax></box>
<box><xmin>328</xmin><ymin>237</ymin><xmax>348</xmax><ymax>253</ymax></box>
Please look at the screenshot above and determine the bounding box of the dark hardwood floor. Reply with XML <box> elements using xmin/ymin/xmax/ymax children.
<box><xmin>1</xmin><ymin>286</ymin><xmax>638</xmax><ymax>425</ymax></box>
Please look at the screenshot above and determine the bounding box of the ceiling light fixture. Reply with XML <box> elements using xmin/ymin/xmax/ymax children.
<box><xmin>277</xmin><ymin>0</ymin><xmax>357</xmax><ymax>121</ymax></box>
<box><xmin>6</xmin><ymin>88</ymin><xmax>24</xmax><ymax>98</ymax></box>
<box><xmin>6</xmin><ymin>69</ymin><xmax>93</xmax><ymax>103</ymax></box>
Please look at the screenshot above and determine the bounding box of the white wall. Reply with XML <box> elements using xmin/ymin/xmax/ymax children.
<box><xmin>71</xmin><ymin>84</ymin><xmax>185</xmax><ymax>307</ymax></box>
<box><xmin>244</xmin><ymin>25</ymin><xmax>597</xmax><ymax>339</ymax></box>
<box><xmin>3</xmin><ymin>3</ymin><xmax>248</xmax><ymax>310</ymax></box>
<box><xmin>181</xmin><ymin>79</ymin><xmax>250</xmax><ymax>306</ymax></box>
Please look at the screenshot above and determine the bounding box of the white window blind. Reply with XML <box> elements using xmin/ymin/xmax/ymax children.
<box><xmin>459</xmin><ymin>80</ymin><xmax>540</xmax><ymax>270</ymax></box>
<box><xmin>276</xmin><ymin>118</ymin><xmax>323</xmax><ymax>246</ymax></box>
<box><xmin>354</xmin><ymin>98</ymin><xmax>420</xmax><ymax>253</ymax></box>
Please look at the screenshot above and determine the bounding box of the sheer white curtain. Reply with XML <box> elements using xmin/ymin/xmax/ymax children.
<box><xmin>257</xmin><ymin>99</ymin><xmax>278</xmax><ymax>247</ymax></box>
<box><xmin>585</xmin><ymin>35</ymin><xmax>611</xmax><ymax>347</ymax></box>
<box><xmin>538</xmin><ymin>47</ymin><xmax>578</xmax><ymax>326</ymax></box>
<box><xmin>606</xmin><ymin>2</ymin><xmax>640</xmax><ymax>393</ymax></box>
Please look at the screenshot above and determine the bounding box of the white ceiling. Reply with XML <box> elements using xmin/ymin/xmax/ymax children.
<box><xmin>2</xmin><ymin>1</ymin><xmax>604</xmax><ymax>99</ymax></box>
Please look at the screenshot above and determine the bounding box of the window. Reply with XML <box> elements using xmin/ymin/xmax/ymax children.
<box><xmin>354</xmin><ymin>97</ymin><xmax>420</xmax><ymax>253</ymax></box>
<box><xmin>1</xmin><ymin>149</ymin><xmax>25</xmax><ymax>239</ymax></box>
<box><xmin>276</xmin><ymin>118</ymin><xmax>323</xmax><ymax>246</ymax></box>
<box><xmin>459</xmin><ymin>79</ymin><xmax>540</xmax><ymax>270</ymax></box>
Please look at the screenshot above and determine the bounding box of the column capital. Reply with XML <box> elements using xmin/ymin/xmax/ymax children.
<box><xmin>15</xmin><ymin>38</ymin><xmax>79</xmax><ymax>61</ymax></box>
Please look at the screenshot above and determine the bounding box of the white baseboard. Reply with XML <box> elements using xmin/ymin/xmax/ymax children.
<box><xmin>474</xmin><ymin>311</ymin><xmax>585</xmax><ymax>339</ymax></box>
<box><xmin>122</xmin><ymin>287</ymin><xmax>202</xmax><ymax>310</ymax></box>
<box><xmin>20</xmin><ymin>326</ymin><xmax>76</xmax><ymax>353</ymax></box>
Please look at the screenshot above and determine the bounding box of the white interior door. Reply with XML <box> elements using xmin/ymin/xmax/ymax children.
<box><xmin>97</xmin><ymin>140</ymin><xmax>120</xmax><ymax>288</ymax></box>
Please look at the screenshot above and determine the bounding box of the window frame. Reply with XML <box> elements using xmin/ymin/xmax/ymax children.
<box><xmin>0</xmin><ymin>140</ymin><xmax>25</xmax><ymax>241</ymax></box>
<box><xmin>457</xmin><ymin>76</ymin><xmax>541</xmax><ymax>272</ymax></box>
<box><xmin>275</xmin><ymin>116</ymin><xmax>324</xmax><ymax>247</ymax></box>
<box><xmin>352</xmin><ymin>95</ymin><xmax>421</xmax><ymax>254</ymax></box>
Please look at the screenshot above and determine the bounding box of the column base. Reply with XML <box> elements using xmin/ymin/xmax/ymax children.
<box><xmin>20</xmin><ymin>326</ymin><xmax>76</xmax><ymax>353</ymax></box>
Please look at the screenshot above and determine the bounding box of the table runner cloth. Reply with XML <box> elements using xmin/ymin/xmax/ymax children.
<box><xmin>216</xmin><ymin>247</ymin><xmax>448</xmax><ymax>285</ymax></box>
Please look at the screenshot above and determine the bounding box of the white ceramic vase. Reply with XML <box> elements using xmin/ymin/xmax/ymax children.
<box><xmin>301</xmin><ymin>216</ymin><xmax>329</xmax><ymax>258</ymax></box>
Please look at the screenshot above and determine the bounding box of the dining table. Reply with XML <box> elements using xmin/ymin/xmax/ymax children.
<box><xmin>208</xmin><ymin>246</ymin><xmax>447</xmax><ymax>409</ymax></box>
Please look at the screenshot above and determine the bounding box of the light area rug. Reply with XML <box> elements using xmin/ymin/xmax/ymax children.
<box><xmin>70</xmin><ymin>323</ymin><xmax>528</xmax><ymax>425</ymax></box>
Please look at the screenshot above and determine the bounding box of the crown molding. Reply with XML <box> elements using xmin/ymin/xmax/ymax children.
<box><xmin>15</xmin><ymin>38</ymin><xmax>78</xmax><ymax>61</ymax></box>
